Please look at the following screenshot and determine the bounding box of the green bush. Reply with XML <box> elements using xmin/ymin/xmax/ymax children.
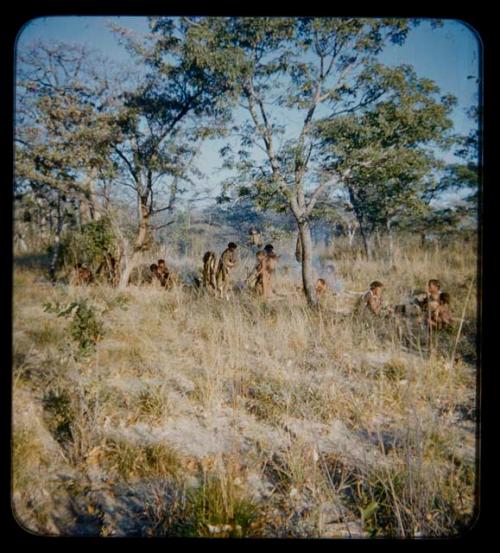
<box><xmin>59</xmin><ymin>217</ymin><xmax>118</xmax><ymax>278</ymax></box>
<box><xmin>43</xmin><ymin>299</ymin><xmax>103</xmax><ymax>354</ymax></box>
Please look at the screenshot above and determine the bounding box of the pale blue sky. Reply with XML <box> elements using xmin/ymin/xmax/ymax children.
<box><xmin>17</xmin><ymin>17</ymin><xmax>480</xmax><ymax>205</ymax></box>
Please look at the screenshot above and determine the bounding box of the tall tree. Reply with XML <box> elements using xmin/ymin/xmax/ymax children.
<box><xmin>315</xmin><ymin>64</ymin><xmax>456</xmax><ymax>260</ymax></box>
<box><xmin>15</xmin><ymin>41</ymin><xmax>118</xmax><ymax>279</ymax></box>
<box><xmin>107</xmin><ymin>20</ymin><xmax>232</xmax><ymax>287</ymax></box>
<box><xmin>165</xmin><ymin>16</ymin><xmax>429</xmax><ymax>305</ymax></box>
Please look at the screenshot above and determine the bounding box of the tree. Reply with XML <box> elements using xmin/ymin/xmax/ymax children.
<box><xmin>315</xmin><ymin>64</ymin><xmax>456</xmax><ymax>260</ymax></box>
<box><xmin>166</xmin><ymin>16</ymin><xmax>428</xmax><ymax>305</ymax></box>
<box><xmin>106</xmin><ymin>20</ymin><xmax>233</xmax><ymax>287</ymax></box>
<box><xmin>15</xmin><ymin>41</ymin><xmax>118</xmax><ymax>279</ymax></box>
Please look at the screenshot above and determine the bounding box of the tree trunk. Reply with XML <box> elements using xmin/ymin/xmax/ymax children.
<box><xmin>118</xmin><ymin>250</ymin><xmax>141</xmax><ymax>289</ymax></box>
<box><xmin>347</xmin><ymin>226</ymin><xmax>356</xmax><ymax>247</ymax></box>
<box><xmin>295</xmin><ymin>232</ymin><xmax>302</xmax><ymax>264</ymax></box>
<box><xmin>324</xmin><ymin>228</ymin><xmax>333</xmax><ymax>249</ymax></box>
<box><xmin>387</xmin><ymin>220</ymin><xmax>394</xmax><ymax>265</ymax></box>
<box><xmin>375</xmin><ymin>228</ymin><xmax>382</xmax><ymax>250</ymax></box>
<box><xmin>118</xmin><ymin>197</ymin><xmax>151</xmax><ymax>289</ymax></box>
<box><xmin>298</xmin><ymin>220</ymin><xmax>317</xmax><ymax>307</ymax></box>
<box><xmin>134</xmin><ymin>202</ymin><xmax>151</xmax><ymax>251</ymax></box>
<box><xmin>359</xmin><ymin>223</ymin><xmax>373</xmax><ymax>261</ymax></box>
<box><xmin>48</xmin><ymin>194</ymin><xmax>64</xmax><ymax>283</ymax></box>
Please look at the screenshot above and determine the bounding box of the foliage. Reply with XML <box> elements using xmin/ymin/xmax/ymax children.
<box><xmin>43</xmin><ymin>299</ymin><xmax>103</xmax><ymax>353</ymax></box>
<box><xmin>59</xmin><ymin>217</ymin><xmax>118</xmax><ymax>273</ymax></box>
<box><xmin>315</xmin><ymin>64</ymin><xmax>456</xmax><ymax>245</ymax></box>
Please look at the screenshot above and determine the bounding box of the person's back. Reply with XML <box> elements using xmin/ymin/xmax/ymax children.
<box><xmin>202</xmin><ymin>251</ymin><xmax>217</xmax><ymax>290</ymax></box>
<box><xmin>216</xmin><ymin>242</ymin><xmax>238</xmax><ymax>298</ymax></box>
<box><xmin>434</xmin><ymin>291</ymin><xmax>453</xmax><ymax>328</ymax></box>
<box><xmin>262</xmin><ymin>252</ymin><xmax>279</xmax><ymax>299</ymax></box>
<box><xmin>247</xmin><ymin>250</ymin><xmax>266</xmax><ymax>293</ymax></box>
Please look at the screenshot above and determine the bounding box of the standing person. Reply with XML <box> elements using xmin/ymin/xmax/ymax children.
<box><xmin>246</xmin><ymin>249</ymin><xmax>266</xmax><ymax>294</ymax></box>
<box><xmin>202</xmin><ymin>251</ymin><xmax>217</xmax><ymax>292</ymax></box>
<box><xmin>295</xmin><ymin>234</ymin><xmax>302</xmax><ymax>264</ymax></box>
<box><xmin>216</xmin><ymin>242</ymin><xmax>238</xmax><ymax>299</ymax></box>
<box><xmin>262</xmin><ymin>252</ymin><xmax>279</xmax><ymax>299</ymax></box>
<box><xmin>248</xmin><ymin>228</ymin><xmax>263</xmax><ymax>252</ymax></box>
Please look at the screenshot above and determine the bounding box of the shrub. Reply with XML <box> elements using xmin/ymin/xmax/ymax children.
<box><xmin>43</xmin><ymin>299</ymin><xmax>103</xmax><ymax>353</ymax></box>
<box><xmin>59</xmin><ymin>217</ymin><xmax>119</xmax><ymax>279</ymax></box>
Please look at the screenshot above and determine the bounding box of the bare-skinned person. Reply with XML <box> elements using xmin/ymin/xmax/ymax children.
<box><xmin>216</xmin><ymin>242</ymin><xmax>238</xmax><ymax>299</ymax></box>
<box><xmin>246</xmin><ymin>249</ymin><xmax>267</xmax><ymax>295</ymax></box>
<box><xmin>431</xmin><ymin>291</ymin><xmax>453</xmax><ymax>329</ymax></box>
<box><xmin>262</xmin><ymin>251</ymin><xmax>279</xmax><ymax>299</ymax></box>
<box><xmin>71</xmin><ymin>263</ymin><xmax>94</xmax><ymax>286</ymax></box>
<box><xmin>248</xmin><ymin>228</ymin><xmax>263</xmax><ymax>251</ymax></box>
<box><xmin>315</xmin><ymin>278</ymin><xmax>327</xmax><ymax>298</ymax></box>
<box><xmin>362</xmin><ymin>281</ymin><xmax>393</xmax><ymax>317</ymax></box>
<box><xmin>424</xmin><ymin>279</ymin><xmax>442</xmax><ymax>325</ymax></box>
<box><xmin>202</xmin><ymin>251</ymin><xmax>217</xmax><ymax>292</ymax></box>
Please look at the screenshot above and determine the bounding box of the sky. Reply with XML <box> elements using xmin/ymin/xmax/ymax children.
<box><xmin>16</xmin><ymin>16</ymin><xmax>481</xmax><ymax>206</ymax></box>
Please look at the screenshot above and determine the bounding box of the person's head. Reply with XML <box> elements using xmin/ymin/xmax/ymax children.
<box><xmin>412</xmin><ymin>289</ymin><xmax>427</xmax><ymax>305</ymax></box>
<box><xmin>316</xmin><ymin>278</ymin><xmax>327</xmax><ymax>295</ymax></box>
<box><xmin>428</xmin><ymin>279</ymin><xmax>441</xmax><ymax>294</ymax></box>
<box><xmin>158</xmin><ymin>259</ymin><xmax>166</xmax><ymax>268</ymax></box>
<box><xmin>264</xmin><ymin>244</ymin><xmax>274</xmax><ymax>254</ymax></box>
<box><xmin>439</xmin><ymin>291</ymin><xmax>450</xmax><ymax>305</ymax></box>
<box><xmin>228</xmin><ymin>242</ymin><xmax>237</xmax><ymax>250</ymax></box>
<box><xmin>150</xmin><ymin>263</ymin><xmax>158</xmax><ymax>273</ymax></box>
<box><xmin>370</xmin><ymin>281</ymin><xmax>384</xmax><ymax>296</ymax></box>
<box><xmin>203</xmin><ymin>251</ymin><xmax>215</xmax><ymax>263</ymax></box>
<box><xmin>256</xmin><ymin>250</ymin><xmax>266</xmax><ymax>261</ymax></box>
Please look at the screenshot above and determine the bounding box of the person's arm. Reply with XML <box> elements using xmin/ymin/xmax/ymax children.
<box><xmin>366</xmin><ymin>293</ymin><xmax>381</xmax><ymax>315</ymax></box>
<box><xmin>225</xmin><ymin>252</ymin><xmax>237</xmax><ymax>268</ymax></box>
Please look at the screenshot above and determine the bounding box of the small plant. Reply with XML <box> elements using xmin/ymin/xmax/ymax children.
<box><xmin>185</xmin><ymin>473</ymin><xmax>259</xmax><ymax>537</ymax></box>
<box><xmin>105</xmin><ymin>293</ymin><xmax>129</xmax><ymax>311</ymax></box>
<box><xmin>43</xmin><ymin>299</ymin><xmax>103</xmax><ymax>353</ymax></box>
<box><xmin>102</xmin><ymin>439</ymin><xmax>181</xmax><ymax>481</ymax></box>
<box><xmin>42</xmin><ymin>388</ymin><xmax>75</xmax><ymax>447</ymax></box>
<box><xmin>135</xmin><ymin>386</ymin><xmax>169</xmax><ymax>422</ymax></box>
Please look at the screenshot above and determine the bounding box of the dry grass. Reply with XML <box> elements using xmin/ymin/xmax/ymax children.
<box><xmin>12</xmin><ymin>234</ymin><xmax>478</xmax><ymax>537</ymax></box>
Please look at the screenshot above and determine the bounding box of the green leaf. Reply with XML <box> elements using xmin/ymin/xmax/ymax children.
<box><xmin>361</xmin><ymin>501</ymin><xmax>379</xmax><ymax>521</ymax></box>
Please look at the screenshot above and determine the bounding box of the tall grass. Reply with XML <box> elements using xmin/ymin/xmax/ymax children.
<box><xmin>12</xmin><ymin>233</ymin><xmax>478</xmax><ymax>537</ymax></box>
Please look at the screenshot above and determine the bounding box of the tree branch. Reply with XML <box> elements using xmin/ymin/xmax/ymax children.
<box><xmin>114</xmin><ymin>146</ymin><xmax>139</xmax><ymax>186</ymax></box>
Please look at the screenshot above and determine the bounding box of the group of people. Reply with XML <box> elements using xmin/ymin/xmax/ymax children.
<box><xmin>149</xmin><ymin>258</ymin><xmax>178</xmax><ymax>289</ymax></box>
<box><xmin>69</xmin><ymin>227</ymin><xmax>453</xmax><ymax>332</ymax></box>
<box><xmin>202</xmin><ymin>241</ymin><xmax>279</xmax><ymax>300</ymax></box>
<box><xmin>358</xmin><ymin>278</ymin><xmax>453</xmax><ymax>330</ymax></box>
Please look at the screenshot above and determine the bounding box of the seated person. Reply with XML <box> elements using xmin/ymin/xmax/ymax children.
<box><xmin>431</xmin><ymin>291</ymin><xmax>453</xmax><ymax>329</ymax></box>
<box><xmin>315</xmin><ymin>278</ymin><xmax>327</xmax><ymax>298</ymax></box>
<box><xmin>361</xmin><ymin>281</ymin><xmax>392</xmax><ymax>316</ymax></box>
